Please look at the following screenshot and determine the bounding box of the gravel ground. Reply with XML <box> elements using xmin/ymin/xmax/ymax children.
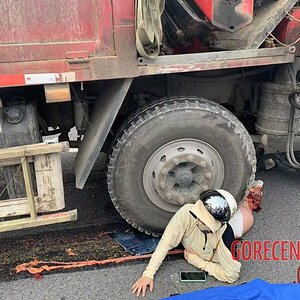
<box><xmin>0</xmin><ymin>153</ymin><xmax>300</xmax><ymax>299</ymax></box>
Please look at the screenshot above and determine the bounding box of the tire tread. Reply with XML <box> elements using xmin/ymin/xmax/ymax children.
<box><xmin>107</xmin><ymin>97</ymin><xmax>256</xmax><ymax>235</ymax></box>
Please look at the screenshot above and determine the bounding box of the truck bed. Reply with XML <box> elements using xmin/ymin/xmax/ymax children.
<box><xmin>0</xmin><ymin>0</ymin><xmax>296</xmax><ymax>88</ymax></box>
<box><xmin>0</xmin><ymin>0</ymin><xmax>137</xmax><ymax>87</ymax></box>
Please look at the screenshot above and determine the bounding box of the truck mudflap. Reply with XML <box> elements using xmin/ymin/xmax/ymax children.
<box><xmin>75</xmin><ymin>78</ymin><xmax>133</xmax><ymax>189</ymax></box>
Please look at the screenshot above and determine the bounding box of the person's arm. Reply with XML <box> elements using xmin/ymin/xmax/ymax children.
<box><xmin>132</xmin><ymin>233</ymin><xmax>178</xmax><ymax>297</ymax></box>
<box><xmin>143</xmin><ymin>204</ymin><xmax>190</xmax><ymax>278</ymax></box>
<box><xmin>142</xmin><ymin>238</ymin><xmax>173</xmax><ymax>279</ymax></box>
<box><xmin>132</xmin><ymin>205</ymin><xmax>190</xmax><ymax>297</ymax></box>
<box><xmin>184</xmin><ymin>248</ymin><xmax>241</xmax><ymax>283</ymax></box>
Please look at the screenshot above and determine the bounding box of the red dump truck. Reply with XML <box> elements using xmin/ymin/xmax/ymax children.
<box><xmin>0</xmin><ymin>0</ymin><xmax>299</xmax><ymax>235</ymax></box>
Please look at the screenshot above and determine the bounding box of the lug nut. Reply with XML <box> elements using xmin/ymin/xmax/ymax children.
<box><xmin>159</xmin><ymin>182</ymin><xmax>166</xmax><ymax>189</ymax></box>
<box><xmin>199</xmin><ymin>161</ymin><xmax>207</xmax><ymax>168</ymax></box>
<box><xmin>178</xmin><ymin>197</ymin><xmax>185</xmax><ymax>205</ymax></box>
<box><xmin>172</xmin><ymin>158</ymin><xmax>180</xmax><ymax>166</ymax></box>
<box><xmin>205</xmin><ymin>172</ymin><xmax>212</xmax><ymax>180</ymax></box>
<box><xmin>187</xmin><ymin>155</ymin><xmax>194</xmax><ymax>162</ymax></box>
<box><xmin>165</xmin><ymin>193</ymin><xmax>172</xmax><ymax>200</ymax></box>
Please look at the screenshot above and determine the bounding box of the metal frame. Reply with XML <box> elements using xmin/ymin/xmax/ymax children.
<box><xmin>75</xmin><ymin>78</ymin><xmax>133</xmax><ymax>189</ymax></box>
<box><xmin>138</xmin><ymin>47</ymin><xmax>296</xmax><ymax>76</ymax></box>
<box><xmin>216</xmin><ymin>0</ymin><xmax>299</xmax><ymax>50</ymax></box>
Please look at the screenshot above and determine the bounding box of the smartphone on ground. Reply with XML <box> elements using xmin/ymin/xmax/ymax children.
<box><xmin>180</xmin><ymin>271</ymin><xmax>207</xmax><ymax>282</ymax></box>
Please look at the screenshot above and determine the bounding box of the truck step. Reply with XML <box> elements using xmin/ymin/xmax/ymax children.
<box><xmin>215</xmin><ymin>0</ymin><xmax>298</xmax><ymax>50</ymax></box>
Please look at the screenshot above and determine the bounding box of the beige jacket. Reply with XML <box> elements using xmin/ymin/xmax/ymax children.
<box><xmin>143</xmin><ymin>201</ymin><xmax>241</xmax><ymax>283</ymax></box>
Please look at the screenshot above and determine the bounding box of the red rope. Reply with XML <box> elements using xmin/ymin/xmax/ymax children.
<box><xmin>15</xmin><ymin>249</ymin><xmax>184</xmax><ymax>275</ymax></box>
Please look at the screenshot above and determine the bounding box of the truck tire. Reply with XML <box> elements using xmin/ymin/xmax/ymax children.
<box><xmin>107</xmin><ymin>97</ymin><xmax>256</xmax><ymax>235</ymax></box>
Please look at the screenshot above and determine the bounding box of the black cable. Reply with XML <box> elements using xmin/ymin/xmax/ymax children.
<box><xmin>286</xmin><ymin>106</ymin><xmax>300</xmax><ymax>168</ymax></box>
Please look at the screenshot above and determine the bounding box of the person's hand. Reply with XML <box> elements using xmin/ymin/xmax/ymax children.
<box><xmin>132</xmin><ymin>276</ymin><xmax>154</xmax><ymax>297</ymax></box>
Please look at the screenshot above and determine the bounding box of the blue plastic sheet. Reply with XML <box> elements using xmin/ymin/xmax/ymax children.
<box><xmin>163</xmin><ymin>279</ymin><xmax>300</xmax><ymax>300</ymax></box>
<box><xmin>109</xmin><ymin>231</ymin><xmax>160</xmax><ymax>255</ymax></box>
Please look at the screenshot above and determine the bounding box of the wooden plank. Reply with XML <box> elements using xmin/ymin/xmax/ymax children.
<box><xmin>34</xmin><ymin>153</ymin><xmax>65</xmax><ymax>211</ymax></box>
<box><xmin>0</xmin><ymin>157</ymin><xmax>34</xmax><ymax>166</ymax></box>
<box><xmin>0</xmin><ymin>197</ymin><xmax>47</xmax><ymax>218</ymax></box>
<box><xmin>21</xmin><ymin>158</ymin><xmax>36</xmax><ymax>219</ymax></box>
<box><xmin>0</xmin><ymin>210</ymin><xmax>77</xmax><ymax>233</ymax></box>
<box><xmin>0</xmin><ymin>158</ymin><xmax>22</xmax><ymax>166</ymax></box>
<box><xmin>0</xmin><ymin>142</ymin><xmax>69</xmax><ymax>161</ymax></box>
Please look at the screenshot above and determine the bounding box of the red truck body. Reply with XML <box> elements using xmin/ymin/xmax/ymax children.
<box><xmin>0</xmin><ymin>0</ymin><xmax>137</xmax><ymax>87</ymax></box>
<box><xmin>0</xmin><ymin>0</ymin><xmax>298</xmax><ymax>89</ymax></box>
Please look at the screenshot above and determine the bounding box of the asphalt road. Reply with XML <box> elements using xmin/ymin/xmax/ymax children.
<box><xmin>0</xmin><ymin>153</ymin><xmax>300</xmax><ymax>300</ymax></box>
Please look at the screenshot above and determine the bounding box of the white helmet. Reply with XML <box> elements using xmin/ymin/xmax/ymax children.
<box><xmin>200</xmin><ymin>189</ymin><xmax>237</xmax><ymax>222</ymax></box>
<box><xmin>216</xmin><ymin>189</ymin><xmax>238</xmax><ymax>217</ymax></box>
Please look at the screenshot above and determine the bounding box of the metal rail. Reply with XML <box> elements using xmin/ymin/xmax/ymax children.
<box><xmin>138</xmin><ymin>47</ymin><xmax>296</xmax><ymax>76</ymax></box>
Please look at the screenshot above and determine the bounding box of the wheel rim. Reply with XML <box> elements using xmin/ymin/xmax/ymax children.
<box><xmin>143</xmin><ymin>139</ymin><xmax>225</xmax><ymax>212</ymax></box>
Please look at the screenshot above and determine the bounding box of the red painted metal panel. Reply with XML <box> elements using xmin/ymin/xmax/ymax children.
<box><xmin>0</xmin><ymin>0</ymin><xmax>297</xmax><ymax>89</ymax></box>
<box><xmin>0</xmin><ymin>0</ymin><xmax>115</xmax><ymax>62</ymax></box>
<box><xmin>274</xmin><ymin>8</ymin><xmax>300</xmax><ymax>56</ymax></box>
<box><xmin>193</xmin><ymin>0</ymin><xmax>254</xmax><ymax>31</ymax></box>
<box><xmin>112</xmin><ymin>0</ymin><xmax>135</xmax><ymax>26</ymax></box>
<box><xmin>0</xmin><ymin>0</ymin><xmax>95</xmax><ymax>43</ymax></box>
<box><xmin>193</xmin><ymin>0</ymin><xmax>213</xmax><ymax>20</ymax></box>
<box><xmin>0</xmin><ymin>74</ymin><xmax>25</xmax><ymax>87</ymax></box>
<box><xmin>0</xmin><ymin>0</ymin><xmax>138</xmax><ymax>87</ymax></box>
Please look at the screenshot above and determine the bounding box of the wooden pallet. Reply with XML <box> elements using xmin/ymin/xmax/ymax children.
<box><xmin>0</xmin><ymin>142</ymin><xmax>77</xmax><ymax>232</ymax></box>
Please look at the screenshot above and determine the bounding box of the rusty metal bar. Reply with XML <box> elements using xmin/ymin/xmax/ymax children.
<box><xmin>75</xmin><ymin>78</ymin><xmax>133</xmax><ymax>189</ymax></box>
<box><xmin>138</xmin><ymin>47</ymin><xmax>295</xmax><ymax>76</ymax></box>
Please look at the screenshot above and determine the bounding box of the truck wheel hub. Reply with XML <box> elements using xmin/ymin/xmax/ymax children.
<box><xmin>143</xmin><ymin>139</ymin><xmax>225</xmax><ymax>212</ymax></box>
<box><xmin>174</xmin><ymin>168</ymin><xmax>193</xmax><ymax>187</ymax></box>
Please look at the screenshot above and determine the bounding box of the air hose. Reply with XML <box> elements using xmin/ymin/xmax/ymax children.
<box><xmin>286</xmin><ymin>64</ymin><xmax>300</xmax><ymax>168</ymax></box>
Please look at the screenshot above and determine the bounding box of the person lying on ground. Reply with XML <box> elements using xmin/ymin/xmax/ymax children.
<box><xmin>132</xmin><ymin>180</ymin><xmax>264</xmax><ymax>297</ymax></box>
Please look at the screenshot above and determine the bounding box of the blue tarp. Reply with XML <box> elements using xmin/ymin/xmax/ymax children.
<box><xmin>164</xmin><ymin>279</ymin><xmax>300</xmax><ymax>300</ymax></box>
